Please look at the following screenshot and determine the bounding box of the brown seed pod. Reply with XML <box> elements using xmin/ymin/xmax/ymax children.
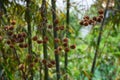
<box><xmin>17</xmin><ymin>37</ymin><xmax>24</xmax><ymax>43</ymax></box>
<box><xmin>54</xmin><ymin>19</ymin><xmax>59</xmax><ymax>24</ymax></box>
<box><xmin>83</xmin><ymin>21</ymin><xmax>89</xmax><ymax>26</ymax></box>
<box><xmin>47</xmin><ymin>63</ymin><xmax>53</xmax><ymax>68</ymax></box>
<box><xmin>63</xmin><ymin>38</ymin><xmax>68</xmax><ymax>43</ymax></box>
<box><xmin>37</xmin><ymin>40</ymin><xmax>43</xmax><ymax>44</ymax></box>
<box><xmin>98</xmin><ymin>9</ymin><xmax>104</xmax><ymax>14</ymax></box>
<box><xmin>8</xmin><ymin>25</ymin><xmax>14</xmax><ymax>30</ymax></box>
<box><xmin>9</xmin><ymin>44</ymin><xmax>14</xmax><ymax>48</ymax></box>
<box><xmin>79</xmin><ymin>20</ymin><xmax>84</xmax><ymax>25</ymax></box>
<box><xmin>32</xmin><ymin>36</ymin><xmax>38</xmax><ymax>41</ymax></box>
<box><xmin>99</xmin><ymin>14</ymin><xmax>104</xmax><ymax>19</ymax></box>
<box><xmin>11</xmin><ymin>20</ymin><xmax>16</xmax><ymax>25</ymax></box>
<box><xmin>70</xmin><ymin>44</ymin><xmax>76</xmax><ymax>49</ymax></box>
<box><xmin>57</xmin><ymin>46</ymin><xmax>62</xmax><ymax>51</ymax></box>
<box><xmin>48</xmin><ymin>25</ymin><xmax>52</xmax><ymax>29</ymax></box>
<box><xmin>34</xmin><ymin>58</ymin><xmax>39</xmax><ymax>63</ymax></box>
<box><xmin>88</xmin><ymin>19</ymin><xmax>94</xmax><ymax>25</ymax></box>
<box><xmin>92</xmin><ymin>16</ymin><xmax>97</xmax><ymax>21</ymax></box>
<box><xmin>6</xmin><ymin>40</ymin><xmax>11</xmax><ymax>45</ymax></box>
<box><xmin>17</xmin><ymin>33</ymin><xmax>23</xmax><ymax>38</ymax></box>
<box><xmin>21</xmin><ymin>32</ymin><xmax>27</xmax><ymax>37</ymax></box>
<box><xmin>55</xmin><ymin>27</ymin><xmax>59</xmax><ymax>31</ymax></box>
<box><xmin>7</xmin><ymin>31</ymin><xmax>13</xmax><ymax>36</ymax></box>
<box><xmin>59</xmin><ymin>25</ymin><xmax>64</xmax><ymax>30</ymax></box>
<box><xmin>83</xmin><ymin>15</ymin><xmax>90</xmax><ymax>20</ymax></box>
<box><xmin>42</xmin><ymin>59</ymin><xmax>47</xmax><ymax>65</ymax></box>
<box><xmin>97</xmin><ymin>17</ymin><xmax>102</xmax><ymax>22</ymax></box>
<box><xmin>12</xmin><ymin>34</ymin><xmax>17</xmax><ymax>38</ymax></box>
<box><xmin>64</xmin><ymin>47</ymin><xmax>70</xmax><ymax>52</ymax></box>
<box><xmin>50</xmin><ymin>60</ymin><xmax>56</xmax><ymax>65</ymax></box>
<box><xmin>54</xmin><ymin>38</ymin><xmax>60</xmax><ymax>43</ymax></box>
<box><xmin>63</xmin><ymin>42</ymin><xmax>68</xmax><ymax>47</ymax></box>
<box><xmin>23</xmin><ymin>43</ymin><xmax>28</xmax><ymax>48</ymax></box>
<box><xmin>54</xmin><ymin>49</ymin><xmax>59</xmax><ymax>54</ymax></box>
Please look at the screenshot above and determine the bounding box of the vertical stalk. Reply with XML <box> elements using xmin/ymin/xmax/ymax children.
<box><xmin>64</xmin><ymin>0</ymin><xmax>70</xmax><ymax>80</ymax></box>
<box><xmin>26</xmin><ymin>0</ymin><xmax>33</xmax><ymax>80</ymax></box>
<box><xmin>41</xmin><ymin>0</ymin><xmax>48</xmax><ymax>80</ymax></box>
<box><xmin>51</xmin><ymin>0</ymin><xmax>60</xmax><ymax>80</ymax></box>
<box><xmin>90</xmin><ymin>0</ymin><xmax>110</xmax><ymax>79</ymax></box>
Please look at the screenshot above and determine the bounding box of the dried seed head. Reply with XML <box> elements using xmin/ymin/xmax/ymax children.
<box><xmin>7</xmin><ymin>31</ymin><xmax>13</xmax><ymax>36</ymax></box>
<box><xmin>83</xmin><ymin>15</ymin><xmax>90</xmax><ymax>20</ymax></box>
<box><xmin>64</xmin><ymin>47</ymin><xmax>70</xmax><ymax>52</ymax></box>
<box><xmin>47</xmin><ymin>63</ymin><xmax>53</xmax><ymax>68</ymax></box>
<box><xmin>50</xmin><ymin>60</ymin><xmax>56</xmax><ymax>65</ymax></box>
<box><xmin>54</xmin><ymin>38</ymin><xmax>60</xmax><ymax>43</ymax></box>
<box><xmin>70</xmin><ymin>44</ymin><xmax>76</xmax><ymax>49</ymax></box>
<box><xmin>57</xmin><ymin>46</ymin><xmax>62</xmax><ymax>51</ymax></box>
<box><xmin>48</xmin><ymin>25</ymin><xmax>52</xmax><ymax>29</ymax></box>
<box><xmin>37</xmin><ymin>40</ymin><xmax>43</xmax><ymax>44</ymax></box>
<box><xmin>59</xmin><ymin>25</ymin><xmax>64</xmax><ymax>30</ymax></box>
<box><xmin>93</xmin><ymin>16</ymin><xmax>97</xmax><ymax>21</ymax></box>
<box><xmin>97</xmin><ymin>17</ymin><xmax>102</xmax><ymax>22</ymax></box>
<box><xmin>42</xmin><ymin>59</ymin><xmax>47</xmax><ymax>65</ymax></box>
<box><xmin>9</xmin><ymin>44</ymin><xmax>14</xmax><ymax>48</ymax></box>
<box><xmin>11</xmin><ymin>20</ymin><xmax>16</xmax><ymax>25</ymax></box>
<box><xmin>8</xmin><ymin>25</ymin><xmax>14</xmax><ymax>30</ymax></box>
<box><xmin>98</xmin><ymin>9</ymin><xmax>104</xmax><ymax>14</ymax></box>
<box><xmin>32</xmin><ymin>36</ymin><xmax>38</xmax><ymax>41</ymax></box>
<box><xmin>23</xmin><ymin>43</ymin><xmax>28</xmax><ymax>48</ymax></box>
<box><xmin>21</xmin><ymin>32</ymin><xmax>27</xmax><ymax>37</ymax></box>
<box><xmin>54</xmin><ymin>49</ymin><xmax>59</xmax><ymax>54</ymax></box>
<box><xmin>79</xmin><ymin>20</ymin><xmax>84</xmax><ymax>25</ymax></box>
<box><xmin>6</xmin><ymin>40</ymin><xmax>11</xmax><ymax>45</ymax></box>
<box><xmin>34</xmin><ymin>58</ymin><xmax>39</xmax><ymax>63</ymax></box>
<box><xmin>54</xmin><ymin>19</ymin><xmax>59</xmax><ymax>24</ymax></box>
<box><xmin>63</xmin><ymin>42</ymin><xmax>68</xmax><ymax>47</ymax></box>
<box><xmin>55</xmin><ymin>27</ymin><xmax>59</xmax><ymax>31</ymax></box>
<box><xmin>63</xmin><ymin>38</ymin><xmax>68</xmax><ymax>43</ymax></box>
<box><xmin>83</xmin><ymin>21</ymin><xmax>89</xmax><ymax>26</ymax></box>
<box><xmin>99</xmin><ymin>14</ymin><xmax>104</xmax><ymax>19</ymax></box>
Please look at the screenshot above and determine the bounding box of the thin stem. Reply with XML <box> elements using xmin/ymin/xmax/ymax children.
<box><xmin>51</xmin><ymin>0</ymin><xmax>60</xmax><ymax>80</ymax></box>
<box><xmin>64</xmin><ymin>0</ymin><xmax>70</xmax><ymax>80</ymax></box>
<box><xmin>90</xmin><ymin>0</ymin><xmax>110</xmax><ymax>78</ymax></box>
<box><xmin>26</xmin><ymin>0</ymin><xmax>33</xmax><ymax>80</ymax></box>
<box><xmin>41</xmin><ymin>0</ymin><xmax>48</xmax><ymax>80</ymax></box>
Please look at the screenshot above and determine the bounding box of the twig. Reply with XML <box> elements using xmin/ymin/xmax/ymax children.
<box><xmin>90</xmin><ymin>0</ymin><xmax>110</xmax><ymax>78</ymax></box>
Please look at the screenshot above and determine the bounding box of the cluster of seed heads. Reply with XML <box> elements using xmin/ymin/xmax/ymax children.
<box><xmin>2</xmin><ymin>20</ymin><xmax>28</xmax><ymax>48</ymax></box>
<box><xmin>54</xmin><ymin>37</ymin><xmax>76</xmax><ymax>54</ymax></box>
<box><xmin>42</xmin><ymin>59</ymin><xmax>56</xmax><ymax>68</ymax></box>
<box><xmin>18</xmin><ymin>54</ymin><xmax>40</xmax><ymax>70</ymax></box>
<box><xmin>79</xmin><ymin>9</ymin><xmax>104</xmax><ymax>26</ymax></box>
